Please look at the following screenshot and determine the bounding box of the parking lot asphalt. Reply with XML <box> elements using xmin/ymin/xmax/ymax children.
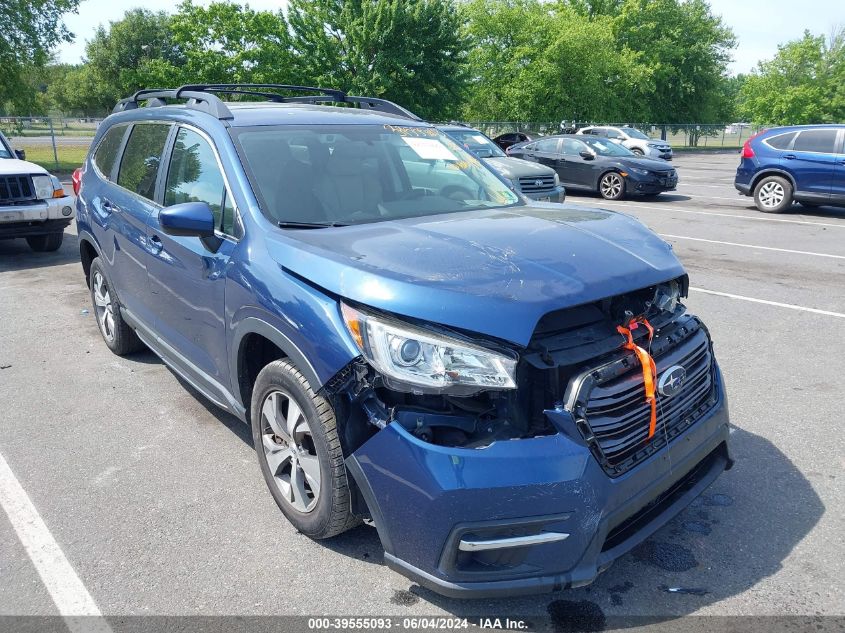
<box><xmin>0</xmin><ymin>153</ymin><xmax>842</xmax><ymax>627</ymax></box>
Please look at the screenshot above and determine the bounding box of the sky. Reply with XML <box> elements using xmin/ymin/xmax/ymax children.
<box><xmin>56</xmin><ymin>0</ymin><xmax>845</xmax><ymax>75</ymax></box>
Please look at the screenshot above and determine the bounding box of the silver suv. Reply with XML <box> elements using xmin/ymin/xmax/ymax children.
<box><xmin>578</xmin><ymin>126</ymin><xmax>672</xmax><ymax>160</ymax></box>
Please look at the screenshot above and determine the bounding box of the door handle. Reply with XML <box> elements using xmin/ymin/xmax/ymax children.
<box><xmin>101</xmin><ymin>198</ymin><xmax>117</xmax><ymax>212</ymax></box>
<box><xmin>783</xmin><ymin>154</ymin><xmax>796</xmax><ymax>160</ymax></box>
<box><xmin>148</xmin><ymin>234</ymin><xmax>163</xmax><ymax>254</ymax></box>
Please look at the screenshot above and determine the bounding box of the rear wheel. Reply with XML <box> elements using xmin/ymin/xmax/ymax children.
<box><xmin>251</xmin><ymin>359</ymin><xmax>359</xmax><ymax>539</ymax></box>
<box><xmin>599</xmin><ymin>172</ymin><xmax>626</xmax><ymax>200</ymax></box>
<box><xmin>753</xmin><ymin>176</ymin><xmax>792</xmax><ymax>213</ymax></box>
<box><xmin>89</xmin><ymin>257</ymin><xmax>144</xmax><ymax>355</ymax></box>
<box><xmin>26</xmin><ymin>233</ymin><xmax>63</xmax><ymax>252</ymax></box>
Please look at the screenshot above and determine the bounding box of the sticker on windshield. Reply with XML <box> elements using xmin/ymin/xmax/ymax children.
<box><xmin>401</xmin><ymin>136</ymin><xmax>458</xmax><ymax>161</ymax></box>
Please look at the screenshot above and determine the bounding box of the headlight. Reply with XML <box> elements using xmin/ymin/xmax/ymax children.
<box><xmin>647</xmin><ymin>143</ymin><xmax>659</xmax><ymax>148</ymax></box>
<box><xmin>341</xmin><ymin>303</ymin><xmax>517</xmax><ymax>394</ymax></box>
<box><xmin>31</xmin><ymin>174</ymin><xmax>65</xmax><ymax>199</ymax></box>
<box><xmin>553</xmin><ymin>172</ymin><xmax>560</xmax><ymax>186</ymax></box>
<box><xmin>501</xmin><ymin>177</ymin><xmax>517</xmax><ymax>192</ymax></box>
<box><xmin>629</xmin><ymin>166</ymin><xmax>651</xmax><ymax>176</ymax></box>
<box><xmin>653</xmin><ymin>279</ymin><xmax>682</xmax><ymax>313</ymax></box>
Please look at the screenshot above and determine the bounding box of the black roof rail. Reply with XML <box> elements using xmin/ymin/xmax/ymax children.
<box><xmin>113</xmin><ymin>83</ymin><xmax>422</xmax><ymax>121</ymax></box>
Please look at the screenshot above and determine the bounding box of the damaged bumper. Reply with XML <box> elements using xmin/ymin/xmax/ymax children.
<box><xmin>346</xmin><ymin>368</ymin><xmax>730</xmax><ymax>599</ymax></box>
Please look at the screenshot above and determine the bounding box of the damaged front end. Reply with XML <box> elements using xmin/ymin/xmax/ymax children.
<box><xmin>323</xmin><ymin>275</ymin><xmax>731</xmax><ymax>598</ymax></box>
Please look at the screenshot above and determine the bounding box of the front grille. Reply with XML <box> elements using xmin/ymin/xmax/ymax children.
<box><xmin>0</xmin><ymin>175</ymin><xmax>36</xmax><ymax>203</ymax></box>
<box><xmin>518</xmin><ymin>175</ymin><xmax>556</xmax><ymax>194</ymax></box>
<box><xmin>574</xmin><ymin>319</ymin><xmax>717</xmax><ymax>476</ymax></box>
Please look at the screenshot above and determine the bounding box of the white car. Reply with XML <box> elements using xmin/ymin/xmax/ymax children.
<box><xmin>0</xmin><ymin>131</ymin><xmax>75</xmax><ymax>252</ymax></box>
<box><xmin>577</xmin><ymin>125</ymin><xmax>673</xmax><ymax>160</ymax></box>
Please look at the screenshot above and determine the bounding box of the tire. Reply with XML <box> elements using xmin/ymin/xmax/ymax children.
<box><xmin>631</xmin><ymin>147</ymin><xmax>645</xmax><ymax>156</ymax></box>
<box><xmin>599</xmin><ymin>171</ymin><xmax>626</xmax><ymax>200</ymax></box>
<box><xmin>251</xmin><ymin>359</ymin><xmax>359</xmax><ymax>539</ymax></box>
<box><xmin>753</xmin><ymin>175</ymin><xmax>793</xmax><ymax>213</ymax></box>
<box><xmin>26</xmin><ymin>233</ymin><xmax>63</xmax><ymax>252</ymax></box>
<box><xmin>88</xmin><ymin>257</ymin><xmax>144</xmax><ymax>355</ymax></box>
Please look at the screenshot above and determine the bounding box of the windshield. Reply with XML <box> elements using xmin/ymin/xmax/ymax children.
<box><xmin>232</xmin><ymin>124</ymin><xmax>520</xmax><ymax>226</ymax></box>
<box><xmin>580</xmin><ymin>137</ymin><xmax>635</xmax><ymax>157</ymax></box>
<box><xmin>441</xmin><ymin>128</ymin><xmax>506</xmax><ymax>158</ymax></box>
<box><xmin>0</xmin><ymin>134</ymin><xmax>12</xmax><ymax>159</ymax></box>
<box><xmin>621</xmin><ymin>127</ymin><xmax>650</xmax><ymax>140</ymax></box>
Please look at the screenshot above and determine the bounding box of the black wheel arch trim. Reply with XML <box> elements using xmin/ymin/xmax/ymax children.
<box><xmin>750</xmin><ymin>168</ymin><xmax>796</xmax><ymax>193</ymax></box>
<box><xmin>230</xmin><ymin>317</ymin><xmax>324</xmax><ymax>409</ymax></box>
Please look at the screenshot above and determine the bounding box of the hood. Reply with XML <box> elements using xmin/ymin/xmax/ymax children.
<box><xmin>0</xmin><ymin>158</ymin><xmax>48</xmax><ymax>176</ymax></box>
<box><xmin>266</xmin><ymin>204</ymin><xmax>684</xmax><ymax>347</ymax></box>
<box><xmin>617</xmin><ymin>155</ymin><xmax>674</xmax><ymax>171</ymax></box>
<box><xmin>482</xmin><ymin>156</ymin><xmax>555</xmax><ymax>180</ymax></box>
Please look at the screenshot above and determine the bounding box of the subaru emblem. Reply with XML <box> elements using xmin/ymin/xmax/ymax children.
<box><xmin>657</xmin><ymin>365</ymin><xmax>686</xmax><ymax>398</ymax></box>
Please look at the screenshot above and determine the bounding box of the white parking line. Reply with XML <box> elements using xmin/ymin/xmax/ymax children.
<box><xmin>0</xmin><ymin>451</ymin><xmax>111</xmax><ymax>631</ymax></box>
<box><xmin>690</xmin><ymin>287</ymin><xmax>845</xmax><ymax>318</ymax></box>
<box><xmin>572</xmin><ymin>198</ymin><xmax>845</xmax><ymax>228</ymax></box>
<box><xmin>659</xmin><ymin>233</ymin><xmax>845</xmax><ymax>260</ymax></box>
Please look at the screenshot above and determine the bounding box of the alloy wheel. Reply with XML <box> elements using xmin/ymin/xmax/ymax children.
<box><xmin>92</xmin><ymin>271</ymin><xmax>115</xmax><ymax>343</ymax></box>
<box><xmin>758</xmin><ymin>181</ymin><xmax>785</xmax><ymax>209</ymax></box>
<box><xmin>600</xmin><ymin>173</ymin><xmax>623</xmax><ymax>199</ymax></box>
<box><xmin>260</xmin><ymin>390</ymin><xmax>321</xmax><ymax>513</ymax></box>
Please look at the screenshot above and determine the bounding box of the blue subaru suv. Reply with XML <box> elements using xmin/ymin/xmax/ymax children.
<box><xmin>75</xmin><ymin>84</ymin><xmax>731</xmax><ymax>598</ymax></box>
<box><xmin>735</xmin><ymin>124</ymin><xmax>845</xmax><ymax>213</ymax></box>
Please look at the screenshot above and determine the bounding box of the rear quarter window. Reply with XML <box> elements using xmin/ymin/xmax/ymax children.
<box><xmin>763</xmin><ymin>132</ymin><xmax>796</xmax><ymax>150</ymax></box>
<box><xmin>792</xmin><ymin>129</ymin><xmax>838</xmax><ymax>154</ymax></box>
<box><xmin>117</xmin><ymin>123</ymin><xmax>171</xmax><ymax>200</ymax></box>
<box><xmin>92</xmin><ymin>125</ymin><xmax>127</xmax><ymax>179</ymax></box>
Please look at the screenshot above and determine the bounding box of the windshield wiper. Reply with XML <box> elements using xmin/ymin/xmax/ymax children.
<box><xmin>277</xmin><ymin>221</ymin><xmax>348</xmax><ymax>230</ymax></box>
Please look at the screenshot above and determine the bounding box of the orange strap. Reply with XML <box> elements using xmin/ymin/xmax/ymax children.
<box><xmin>617</xmin><ymin>317</ymin><xmax>658</xmax><ymax>441</ymax></box>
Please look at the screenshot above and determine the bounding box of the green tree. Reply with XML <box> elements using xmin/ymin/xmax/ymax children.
<box><xmin>169</xmin><ymin>1</ymin><xmax>297</xmax><ymax>85</ymax></box>
<box><xmin>0</xmin><ymin>0</ymin><xmax>80</xmax><ymax>109</ymax></box>
<box><xmin>738</xmin><ymin>30</ymin><xmax>845</xmax><ymax>125</ymax></box>
<box><xmin>461</xmin><ymin>0</ymin><xmax>652</xmax><ymax>122</ymax></box>
<box><xmin>288</xmin><ymin>0</ymin><xmax>469</xmax><ymax>120</ymax></box>
<box><xmin>67</xmin><ymin>9</ymin><xmax>183</xmax><ymax>115</ymax></box>
<box><xmin>611</xmin><ymin>0</ymin><xmax>736</xmax><ymax>123</ymax></box>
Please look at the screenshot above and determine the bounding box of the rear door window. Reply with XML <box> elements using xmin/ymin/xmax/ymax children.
<box><xmin>792</xmin><ymin>129</ymin><xmax>838</xmax><ymax>154</ymax></box>
<box><xmin>117</xmin><ymin>123</ymin><xmax>171</xmax><ymax>200</ymax></box>
<box><xmin>165</xmin><ymin>127</ymin><xmax>233</xmax><ymax>234</ymax></box>
<box><xmin>93</xmin><ymin>125</ymin><xmax>127</xmax><ymax>180</ymax></box>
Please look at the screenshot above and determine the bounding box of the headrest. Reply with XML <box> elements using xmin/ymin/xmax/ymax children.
<box><xmin>326</xmin><ymin>142</ymin><xmax>371</xmax><ymax>177</ymax></box>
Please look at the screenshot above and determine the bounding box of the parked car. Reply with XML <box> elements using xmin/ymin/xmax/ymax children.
<box><xmin>0</xmin><ymin>130</ymin><xmax>75</xmax><ymax>251</ymax></box>
<box><xmin>438</xmin><ymin>124</ymin><xmax>564</xmax><ymax>202</ymax></box>
<box><xmin>735</xmin><ymin>124</ymin><xmax>845</xmax><ymax>213</ymax></box>
<box><xmin>509</xmin><ymin>134</ymin><xmax>678</xmax><ymax>200</ymax></box>
<box><xmin>577</xmin><ymin>126</ymin><xmax>673</xmax><ymax>160</ymax></box>
<box><xmin>76</xmin><ymin>84</ymin><xmax>730</xmax><ymax>598</ymax></box>
<box><xmin>493</xmin><ymin>131</ymin><xmax>534</xmax><ymax>152</ymax></box>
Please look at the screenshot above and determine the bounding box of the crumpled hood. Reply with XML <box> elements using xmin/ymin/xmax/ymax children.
<box><xmin>483</xmin><ymin>156</ymin><xmax>555</xmax><ymax>180</ymax></box>
<box><xmin>266</xmin><ymin>204</ymin><xmax>684</xmax><ymax>346</ymax></box>
<box><xmin>0</xmin><ymin>158</ymin><xmax>48</xmax><ymax>176</ymax></box>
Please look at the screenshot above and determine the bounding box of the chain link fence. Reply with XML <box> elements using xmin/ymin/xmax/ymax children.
<box><xmin>0</xmin><ymin>116</ymin><xmax>103</xmax><ymax>174</ymax></box>
<box><xmin>464</xmin><ymin>121</ymin><xmax>766</xmax><ymax>149</ymax></box>
<box><xmin>1</xmin><ymin>115</ymin><xmax>765</xmax><ymax>174</ymax></box>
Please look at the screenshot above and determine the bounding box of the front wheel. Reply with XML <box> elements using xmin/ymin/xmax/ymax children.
<box><xmin>599</xmin><ymin>172</ymin><xmax>626</xmax><ymax>200</ymax></box>
<box><xmin>251</xmin><ymin>359</ymin><xmax>359</xmax><ymax>539</ymax></box>
<box><xmin>753</xmin><ymin>176</ymin><xmax>792</xmax><ymax>213</ymax></box>
<box><xmin>631</xmin><ymin>147</ymin><xmax>645</xmax><ymax>156</ymax></box>
<box><xmin>26</xmin><ymin>233</ymin><xmax>63</xmax><ymax>252</ymax></box>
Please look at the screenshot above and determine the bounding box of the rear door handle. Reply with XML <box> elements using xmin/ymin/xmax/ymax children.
<box><xmin>783</xmin><ymin>154</ymin><xmax>796</xmax><ymax>160</ymax></box>
<box><xmin>101</xmin><ymin>198</ymin><xmax>117</xmax><ymax>212</ymax></box>
<box><xmin>148</xmin><ymin>234</ymin><xmax>163</xmax><ymax>254</ymax></box>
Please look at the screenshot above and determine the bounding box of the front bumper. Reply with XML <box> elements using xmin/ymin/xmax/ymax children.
<box><xmin>647</xmin><ymin>147</ymin><xmax>673</xmax><ymax>160</ymax></box>
<box><xmin>521</xmin><ymin>185</ymin><xmax>566</xmax><ymax>203</ymax></box>
<box><xmin>626</xmin><ymin>173</ymin><xmax>677</xmax><ymax>195</ymax></box>
<box><xmin>0</xmin><ymin>196</ymin><xmax>76</xmax><ymax>232</ymax></box>
<box><xmin>348</xmin><ymin>368</ymin><xmax>730</xmax><ymax>598</ymax></box>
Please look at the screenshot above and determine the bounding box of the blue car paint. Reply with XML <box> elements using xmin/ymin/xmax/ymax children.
<box><xmin>735</xmin><ymin>124</ymin><xmax>845</xmax><ymax>206</ymax></box>
<box><xmin>77</xmin><ymin>100</ymin><xmax>731</xmax><ymax>598</ymax></box>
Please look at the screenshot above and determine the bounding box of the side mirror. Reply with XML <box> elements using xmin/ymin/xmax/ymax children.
<box><xmin>159</xmin><ymin>201</ymin><xmax>216</xmax><ymax>238</ymax></box>
<box><xmin>579</xmin><ymin>150</ymin><xmax>595</xmax><ymax>160</ymax></box>
<box><xmin>14</xmin><ymin>149</ymin><xmax>26</xmax><ymax>160</ymax></box>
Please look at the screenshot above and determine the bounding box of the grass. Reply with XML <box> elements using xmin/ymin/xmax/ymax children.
<box><xmin>18</xmin><ymin>144</ymin><xmax>89</xmax><ymax>176</ymax></box>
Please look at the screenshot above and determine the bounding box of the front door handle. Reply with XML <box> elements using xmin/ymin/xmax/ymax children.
<box><xmin>149</xmin><ymin>234</ymin><xmax>163</xmax><ymax>254</ymax></box>
<box><xmin>101</xmin><ymin>198</ymin><xmax>117</xmax><ymax>213</ymax></box>
<box><xmin>783</xmin><ymin>154</ymin><xmax>796</xmax><ymax>160</ymax></box>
